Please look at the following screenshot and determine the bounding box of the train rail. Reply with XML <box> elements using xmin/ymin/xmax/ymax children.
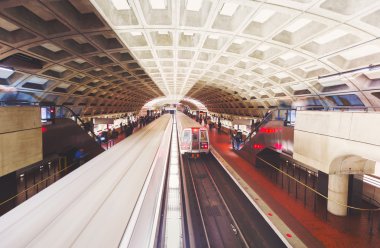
<box><xmin>182</xmin><ymin>154</ymin><xmax>286</xmax><ymax>248</ymax></box>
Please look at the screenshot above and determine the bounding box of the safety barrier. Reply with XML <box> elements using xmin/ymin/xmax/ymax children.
<box><xmin>0</xmin><ymin>156</ymin><xmax>86</xmax><ymax>216</ymax></box>
<box><xmin>256</xmin><ymin>157</ymin><xmax>380</xmax><ymax>235</ymax></box>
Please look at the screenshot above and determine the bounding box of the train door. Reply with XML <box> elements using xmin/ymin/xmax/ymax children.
<box><xmin>191</xmin><ymin>128</ymin><xmax>200</xmax><ymax>151</ymax></box>
<box><xmin>182</xmin><ymin>129</ymin><xmax>191</xmax><ymax>151</ymax></box>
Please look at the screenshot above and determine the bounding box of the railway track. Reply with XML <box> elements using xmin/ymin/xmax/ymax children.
<box><xmin>182</xmin><ymin>153</ymin><xmax>286</xmax><ymax>248</ymax></box>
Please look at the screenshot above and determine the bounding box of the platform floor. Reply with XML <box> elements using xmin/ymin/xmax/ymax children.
<box><xmin>207</xmin><ymin>125</ymin><xmax>380</xmax><ymax>248</ymax></box>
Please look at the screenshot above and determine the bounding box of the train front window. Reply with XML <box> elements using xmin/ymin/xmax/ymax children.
<box><xmin>183</xmin><ymin>130</ymin><xmax>191</xmax><ymax>144</ymax></box>
<box><xmin>192</xmin><ymin>132</ymin><xmax>198</xmax><ymax>142</ymax></box>
<box><xmin>200</xmin><ymin>130</ymin><xmax>207</xmax><ymax>142</ymax></box>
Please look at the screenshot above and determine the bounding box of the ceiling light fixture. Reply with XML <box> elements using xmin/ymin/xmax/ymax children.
<box><xmin>257</xmin><ymin>44</ymin><xmax>271</xmax><ymax>51</ymax></box>
<box><xmin>285</xmin><ymin>18</ymin><xmax>312</xmax><ymax>32</ymax></box>
<box><xmin>318</xmin><ymin>64</ymin><xmax>380</xmax><ymax>80</ymax></box>
<box><xmin>149</xmin><ymin>0</ymin><xmax>167</xmax><ymax>10</ymax></box>
<box><xmin>0</xmin><ymin>66</ymin><xmax>14</xmax><ymax>78</ymax></box>
<box><xmin>209</xmin><ymin>34</ymin><xmax>219</xmax><ymax>39</ymax></box>
<box><xmin>253</xmin><ymin>9</ymin><xmax>275</xmax><ymax>23</ymax></box>
<box><xmin>183</xmin><ymin>31</ymin><xmax>194</xmax><ymax>36</ymax></box>
<box><xmin>186</xmin><ymin>0</ymin><xmax>203</xmax><ymax>11</ymax></box>
<box><xmin>314</xmin><ymin>29</ymin><xmax>347</xmax><ymax>45</ymax></box>
<box><xmin>111</xmin><ymin>0</ymin><xmax>131</xmax><ymax>10</ymax></box>
<box><xmin>130</xmin><ymin>31</ymin><xmax>142</xmax><ymax>36</ymax></box>
<box><xmin>280</xmin><ymin>52</ymin><xmax>297</xmax><ymax>60</ymax></box>
<box><xmin>220</xmin><ymin>2</ymin><xmax>239</xmax><ymax>16</ymax></box>
<box><xmin>233</xmin><ymin>38</ymin><xmax>245</xmax><ymax>45</ymax></box>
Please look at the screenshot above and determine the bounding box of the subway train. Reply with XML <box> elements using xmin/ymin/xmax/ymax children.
<box><xmin>177</xmin><ymin>113</ymin><xmax>210</xmax><ymax>156</ymax></box>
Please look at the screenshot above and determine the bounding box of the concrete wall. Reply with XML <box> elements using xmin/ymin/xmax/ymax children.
<box><xmin>294</xmin><ymin>111</ymin><xmax>380</xmax><ymax>174</ymax></box>
<box><xmin>0</xmin><ymin>106</ymin><xmax>42</xmax><ymax>176</ymax></box>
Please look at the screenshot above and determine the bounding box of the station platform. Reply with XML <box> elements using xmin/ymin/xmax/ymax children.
<box><xmin>206</xmin><ymin>125</ymin><xmax>379</xmax><ymax>248</ymax></box>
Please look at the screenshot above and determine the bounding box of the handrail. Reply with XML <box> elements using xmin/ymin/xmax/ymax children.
<box><xmin>296</xmin><ymin>105</ymin><xmax>380</xmax><ymax>112</ymax></box>
<box><xmin>58</xmin><ymin>105</ymin><xmax>98</xmax><ymax>142</ymax></box>
<box><xmin>241</xmin><ymin>110</ymin><xmax>274</xmax><ymax>145</ymax></box>
<box><xmin>0</xmin><ymin>100</ymin><xmax>99</xmax><ymax>142</ymax></box>
<box><xmin>257</xmin><ymin>157</ymin><xmax>380</xmax><ymax>211</ymax></box>
<box><xmin>240</xmin><ymin>108</ymin><xmax>292</xmax><ymax>147</ymax></box>
<box><xmin>362</xmin><ymin>194</ymin><xmax>380</xmax><ymax>208</ymax></box>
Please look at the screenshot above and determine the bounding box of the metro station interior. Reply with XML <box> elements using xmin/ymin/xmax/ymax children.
<box><xmin>0</xmin><ymin>0</ymin><xmax>380</xmax><ymax>247</ymax></box>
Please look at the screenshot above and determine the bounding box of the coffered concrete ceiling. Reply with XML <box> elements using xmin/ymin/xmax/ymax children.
<box><xmin>1</xmin><ymin>0</ymin><xmax>380</xmax><ymax>116</ymax></box>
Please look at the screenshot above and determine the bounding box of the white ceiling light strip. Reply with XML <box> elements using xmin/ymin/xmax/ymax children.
<box><xmin>186</xmin><ymin>0</ymin><xmax>203</xmax><ymax>11</ymax></box>
<box><xmin>149</xmin><ymin>0</ymin><xmax>167</xmax><ymax>10</ymax></box>
<box><xmin>111</xmin><ymin>0</ymin><xmax>131</xmax><ymax>10</ymax></box>
<box><xmin>220</xmin><ymin>2</ymin><xmax>239</xmax><ymax>16</ymax></box>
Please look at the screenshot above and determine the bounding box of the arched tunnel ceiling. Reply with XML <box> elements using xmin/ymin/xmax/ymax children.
<box><xmin>91</xmin><ymin>0</ymin><xmax>380</xmax><ymax>116</ymax></box>
<box><xmin>0</xmin><ymin>0</ymin><xmax>163</xmax><ymax>116</ymax></box>
<box><xmin>1</xmin><ymin>0</ymin><xmax>380</xmax><ymax>117</ymax></box>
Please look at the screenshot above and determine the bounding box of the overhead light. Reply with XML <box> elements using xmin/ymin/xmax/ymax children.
<box><xmin>280</xmin><ymin>52</ymin><xmax>297</xmax><ymax>60</ymax></box>
<box><xmin>149</xmin><ymin>0</ymin><xmax>167</xmax><ymax>9</ymax></box>
<box><xmin>208</xmin><ymin>34</ymin><xmax>219</xmax><ymax>39</ymax></box>
<box><xmin>41</xmin><ymin>43</ymin><xmax>62</xmax><ymax>52</ymax></box>
<box><xmin>318</xmin><ymin>64</ymin><xmax>380</xmax><ymax>80</ymax></box>
<box><xmin>314</xmin><ymin>29</ymin><xmax>347</xmax><ymax>45</ymax></box>
<box><xmin>186</xmin><ymin>0</ymin><xmax>203</xmax><ymax>11</ymax></box>
<box><xmin>257</xmin><ymin>44</ymin><xmax>271</xmax><ymax>51</ymax></box>
<box><xmin>233</xmin><ymin>38</ymin><xmax>245</xmax><ymax>45</ymax></box>
<box><xmin>220</xmin><ymin>2</ymin><xmax>239</xmax><ymax>16</ymax></box>
<box><xmin>253</xmin><ymin>9</ymin><xmax>275</xmax><ymax>23</ymax></box>
<box><xmin>277</xmin><ymin>72</ymin><xmax>289</xmax><ymax>79</ymax></box>
<box><xmin>111</xmin><ymin>0</ymin><xmax>131</xmax><ymax>10</ymax></box>
<box><xmin>0</xmin><ymin>66</ymin><xmax>14</xmax><ymax>78</ymax></box>
<box><xmin>183</xmin><ymin>31</ymin><xmax>194</xmax><ymax>36</ymax></box>
<box><xmin>285</xmin><ymin>18</ymin><xmax>312</xmax><ymax>32</ymax></box>
<box><xmin>158</xmin><ymin>30</ymin><xmax>169</xmax><ymax>35</ymax></box>
<box><xmin>259</xmin><ymin>64</ymin><xmax>269</xmax><ymax>70</ymax></box>
<box><xmin>130</xmin><ymin>31</ymin><xmax>142</xmax><ymax>36</ymax></box>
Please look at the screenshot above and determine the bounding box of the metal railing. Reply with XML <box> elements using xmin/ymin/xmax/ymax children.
<box><xmin>0</xmin><ymin>155</ymin><xmax>89</xmax><ymax>216</ymax></box>
<box><xmin>241</xmin><ymin>108</ymin><xmax>296</xmax><ymax>147</ymax></box>
<box><xmin>256</xmin><ymin>156</ymin><xmax>380</xmax><ymax>235</ymax></box>
<box><xmin>0</xmin><ymin>100</ymin><xmax>99</xmax><ymax>143</ymax></box>
<box><xmin>296</xmin><ymin>105</ymin><xmax>380</xmax><ymax>112</ymax></box>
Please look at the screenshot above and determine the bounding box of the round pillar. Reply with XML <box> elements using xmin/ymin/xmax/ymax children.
<box><xmin>327</xmin><ymin>174</ymin><xmax>349</xmax><ymax>216</ymax></box>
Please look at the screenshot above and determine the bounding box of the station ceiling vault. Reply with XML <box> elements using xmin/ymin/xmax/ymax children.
<box><xmin>1</xmin><ymin>0</ymin><xmax>380</xmax><ymax>116</ymax></box>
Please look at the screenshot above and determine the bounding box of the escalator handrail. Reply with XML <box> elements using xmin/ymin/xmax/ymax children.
<box><xmin>59</xmin><ymin>105</ymin><xmax>99</xmax><ymax>142</ymax></box>
<box><xmin>241</xmin><ymin>110</ymin><xmax>275</xmax><ymax>146</ymax></box>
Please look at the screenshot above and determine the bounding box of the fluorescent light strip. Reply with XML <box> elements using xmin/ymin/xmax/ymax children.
<box><xmin>209</xmin><ymin>34</ymin><xmax>219</xmax><ymax>39</ymax></box>
<box><xmin>280</xmin><ymin>52</ymin><xmax>297</xmax><ymax>60</ymax></box>
<box><xmin>253</xmin><ymin>9</ymin><xmax>275</xmax><ymax>23</ymax></box>
<box><xmin>220</xmin><ymin>2</ymin><xmax>239</xmax><ymax>16</ymax></box>
<box><xmin>0</xmin><ymin>66</ymin><xmax>15</xmax><ymax>78</ymax></box>
<box><xmin>233</xmin><ymin>38</ymin><xmax>245</xmax><ymax>45</ymax></box>
<box><xmin>257</xmin><ymin>44</ymin><xmax>271</xmax><ymax>51</ymax></box>
<box><xmin>130</xmin><ymin>31</ymin><xmax>142</xmax><ymax>36</ymax></box>
<box><xmin>183</xmin><ymin>31</ymin><xmax>194</xmax><ymax>36</ymax></box>
<box><xmin>364</xmin><ymin>175</ymin><xmax>380</xmax><ymax>188</ymax></box>
<box><xmin>149</xmin><ymin>0</ymin><xmax>167</xmax><ymax>9</ymax></box>
<box><xmin>111</xmin><ymin>0</ymin><xmax>131</xmax><ymax>10</ymax></box>
<box><xmin>186</xmin><ymin>0</ymin><xmax>203</xmax><ymax>11</ymax></box>
<box><xmin>314</xmin><ymin>29</ymin><xmax>347</xmax><ymax>45</ymax></box>
<box><xmin>286</xmin><ymin>18</ymin><xmax>312</xmax><ymax>32</ymax></box>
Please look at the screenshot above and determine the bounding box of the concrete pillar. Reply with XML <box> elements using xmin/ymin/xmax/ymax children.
<box><xmin>327</xmin><ymin>174</ymin><xmax>349</xmax><ymax>216</ymax></box>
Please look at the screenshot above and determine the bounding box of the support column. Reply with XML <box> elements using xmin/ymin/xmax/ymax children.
<box><xmin>327</xmin><ymin>174</ymin><xmax>349</xmax><ymax>216</ymax></box>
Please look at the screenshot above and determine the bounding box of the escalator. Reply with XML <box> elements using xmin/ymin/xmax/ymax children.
<box><xmin>235</xmin><ymin>108</ymin><xmax>296</xmax><ymax>165</ymax></box>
